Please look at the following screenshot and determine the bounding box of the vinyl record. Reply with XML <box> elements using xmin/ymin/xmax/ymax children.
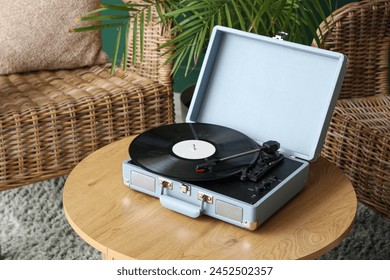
<box><xmin>129</xmin><ymin>123</ymin><xmax>259</xmax><ymax>181</ymax></box>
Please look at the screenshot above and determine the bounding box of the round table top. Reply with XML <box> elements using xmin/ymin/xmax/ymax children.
<box><xmin>63</xmin><ymin>136</ymin><xmax>357</xmax><ymax>260</ymax></box>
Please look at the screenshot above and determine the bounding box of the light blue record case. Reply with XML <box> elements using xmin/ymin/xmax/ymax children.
<box><xmin>123</xmin><ymin>26</ymin><xmax>347</xmax><ymax>230</ymax></box>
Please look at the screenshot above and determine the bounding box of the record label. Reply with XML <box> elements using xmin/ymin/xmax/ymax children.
<box><xmin>172</xmin><ymin>140</ymin><xmax>216</xmax><ymax>160</ymax></box>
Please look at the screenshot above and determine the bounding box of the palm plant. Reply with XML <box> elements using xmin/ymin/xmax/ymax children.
<box><xmin>72</xmin><ymin>0</ymin><xmax>332</xmax><ymax>76</ymax></box>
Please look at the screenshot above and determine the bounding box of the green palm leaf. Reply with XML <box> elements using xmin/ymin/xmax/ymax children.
<box><xmin>72</xmin><ymin>0</ymin><xmax>332</xmax><ymax>76</ymax></box>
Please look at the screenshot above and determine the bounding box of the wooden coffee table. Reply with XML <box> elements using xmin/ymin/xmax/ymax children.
<box><xmin>63</xmin><ymin>136</ymin><xmax>357</xmax><ymax>260</ymax></box>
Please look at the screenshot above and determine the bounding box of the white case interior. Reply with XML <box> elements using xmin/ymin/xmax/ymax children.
<box><xmin>187</xmin><ymin>26</ymin><xmax>347</xmax><ymax>161</ymax></box>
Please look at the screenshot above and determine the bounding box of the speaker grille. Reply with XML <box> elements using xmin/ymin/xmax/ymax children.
<box><xmin>215</xmin><ymin>200</ymin><xmax>243</xmax><ymax>222</ymax></box>
<box><xmin>131</xmin><ymin>171</ymin><xmax>155</xmax><ymax>192</ymax></box>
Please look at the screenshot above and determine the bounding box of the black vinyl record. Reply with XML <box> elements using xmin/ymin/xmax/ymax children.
<box><xmin>129</xmin><ymin>123</ymin><xmax>259</xmax><ymax>181</ymax></box>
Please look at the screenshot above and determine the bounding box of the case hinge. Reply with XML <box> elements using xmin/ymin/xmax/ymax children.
<box><xmin>273</xmin><ymin>31</ymin><xmax>289</xmax><ymax>41</ymax></box>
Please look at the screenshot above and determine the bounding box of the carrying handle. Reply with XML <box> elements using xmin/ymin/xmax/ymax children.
<box><xmin>160</xmin><ymin>195</ymin><xmax>202</xmax><ymax>218</ymax></box>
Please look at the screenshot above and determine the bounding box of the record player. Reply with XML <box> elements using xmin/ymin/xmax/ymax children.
<box><xmin>122</xmin><ymin>26</ymin><xmax>347</xmax><ymax>230</ymax></box>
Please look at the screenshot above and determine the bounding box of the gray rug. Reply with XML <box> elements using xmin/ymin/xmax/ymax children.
<box><xmin>1</xmin><ymin>177</ymin><xmax>390</xmax><ymax>260</ymax></box>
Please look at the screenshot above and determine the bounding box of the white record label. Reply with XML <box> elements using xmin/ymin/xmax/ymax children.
<box><xmin>172</xmin><ymin>140</ymin><xmax>216</xmax><ymax>160</ymax></box>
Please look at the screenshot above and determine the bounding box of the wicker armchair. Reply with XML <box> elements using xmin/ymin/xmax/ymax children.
<box><xmin>313</xmin><ymin>0</ymin><xmax>390</xmax><ymax>218</ymax></box>
<box><xmin>0</xmin><ymin>3</ymin><xmax>174</xmax><ymax>191</ymax></box>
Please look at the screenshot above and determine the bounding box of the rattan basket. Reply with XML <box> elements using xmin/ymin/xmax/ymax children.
<box><xmin>314</xmin><ymin>0</ymin><xmax>390</xmax><ymax>218</ymax></box>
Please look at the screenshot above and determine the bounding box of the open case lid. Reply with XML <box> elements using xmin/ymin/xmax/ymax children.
<box><xmin>187</xmin><ymin>26</ymin><xmax>347</xmax><ymax>161</ymax></box>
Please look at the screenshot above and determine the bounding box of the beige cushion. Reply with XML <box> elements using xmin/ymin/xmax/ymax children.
<box><xmin>0</xmin><ymin>0</ymin><xmax>108</xmax><ymax>75</ymax></box>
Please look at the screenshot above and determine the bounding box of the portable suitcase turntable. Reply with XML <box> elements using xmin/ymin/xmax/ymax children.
<box><xmin>122</xmin><ymin>26</ymin><xmax>347</xmax><ymax>230</ymax></box>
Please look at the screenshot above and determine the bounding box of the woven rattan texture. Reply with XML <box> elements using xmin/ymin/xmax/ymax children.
<box><xmin>0</xmin><ymin>1</ymin><xmax>174</xmax><ymax>191</ymax></box>
<box><xmin>0</xmin><ymin>66</ymin><xmax>174</xmax><ymax>191</ymax></box>
<box><xmin>314</xmin><ymin>0</ymin><xmax>389</xmax><ymax>99</ymax></box>
<box><xmin>315</xmin><ymin>0</ymin><xmax>390</xmax><ymax>218</ymax></box>
<box><xmin>124</xmin><ymin>0</ymin><xmax>173</xmax><ymax>87</ymax></box>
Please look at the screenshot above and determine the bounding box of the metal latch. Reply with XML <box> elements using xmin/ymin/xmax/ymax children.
<box><xmin>197</xmin><ymin>192</ymin><xmax>213</xmax><ymax>204</ymax></box>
